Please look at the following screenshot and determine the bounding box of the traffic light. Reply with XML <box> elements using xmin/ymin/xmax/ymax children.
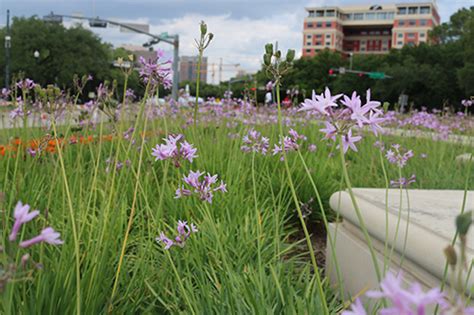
<box><xmin>89</xmin><ymin>18</ymin><xmax>107</xmax><ymax>28</ymax></box>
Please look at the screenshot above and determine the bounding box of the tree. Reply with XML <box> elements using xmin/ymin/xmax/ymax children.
<box><xmin>0</xmin><ymin>17</ymin><xmax>112</xmax><ymax>89</ymax></box>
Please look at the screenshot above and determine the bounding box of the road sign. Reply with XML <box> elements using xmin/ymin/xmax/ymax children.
<box><xmin>368</xmin><ymin>72</ymin><xmax>385</xmax><ymax>79</ymax></box>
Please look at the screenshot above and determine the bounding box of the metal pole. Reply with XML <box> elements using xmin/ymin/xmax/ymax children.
<box><xmin>349</xmin><ymin>52</ymin><xmax>353</xmax><ymax>70</ymax></box>
<box><xmin>4</xmin><ymin>9</ymin><xmax>11</xmax><ymax>88</ymax></box>
<box><xmin>171</xmin><ymin>35</ymin><xmax>179</xmax><ymax>101</ymax></box>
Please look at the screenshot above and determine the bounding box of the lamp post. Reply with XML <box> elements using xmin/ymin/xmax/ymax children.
<box><xmin>4</xmin><ymin>9</ymin><xmax>11</xmax><ymax>88</ymax></box>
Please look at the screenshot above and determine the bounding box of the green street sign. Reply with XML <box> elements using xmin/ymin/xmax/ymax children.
<box><xmin>368</xmin><ymin>72</ymin><xmax>385</xmax><ymax>79</ymax></box>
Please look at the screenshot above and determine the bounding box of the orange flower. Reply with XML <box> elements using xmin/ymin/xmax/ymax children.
<box><xmin>102</xmin><ymin>134</ymin><xmax>113</xmax><ymax>141</ymax></box>
<box><xmin>11</xmin><ymin>138</ymin><xmax>22</xmax><ymax>146</ymax></box>
<box><xmin>0</xmin><ymin>145</ymin><xmax>5</xmax><ymax>156</ymax></box>
<box><xmin>45</xmin><ymin>146</ymin><xmax>56</xmax><ymax>153</ymax></box>
<box><xmin>29</xmin><ymin>140</ymin><xmax>40</xmax><ymax>149</ymax></box>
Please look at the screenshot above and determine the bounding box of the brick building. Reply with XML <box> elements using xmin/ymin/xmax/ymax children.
<box><xmin>179</xmin><ymin>56</ymin><xmax>208</xmax><ymax>83</ymax></box>
<box><xmin>302</xmin><ymin>2</ymin><xmax>440</xmax><ymax>57</ymax></box>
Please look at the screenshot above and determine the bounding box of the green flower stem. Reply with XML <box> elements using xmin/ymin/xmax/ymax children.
<box><xmin>275</xmin><ymin>82</ymin><xmax>329</xmax><ymax>314</ymax></box>
<box><xmin>51</xmin><ymin>118</ymin><xmax>82</xmax><ymax>315</ymax></box>
<box><xmin>338</xmin><ymin>136</ymin><xmax>382</xmax><ymax>283</ymax></box>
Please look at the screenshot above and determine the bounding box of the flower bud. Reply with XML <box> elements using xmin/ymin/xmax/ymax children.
<box><xmin>456</xmin><ymin>211</ymin><xmax>472</xmax><ymax>236</ymax></box>
<box><xmin>274</xmin><ymin>50</ymin><xmax>281</xmax><ymax>59</ymax></box>
<box><xmin>444</xmin><ymin>245</ymin><xmax>457</xmax><ymax>266</ymax></box>
<box><xmin>208</xmin><ymin>33</ymin><xmax>214</xmax><ymax>42</ymax></box>
<box><xmin>265</xmin><ymin>43</ymin><xmax>273</xmax><ymax>55</ymax></box>
<box><xmin>286</xmin><ymin>49</ymin><xmax>295</xmax><ymax>62</ymax></box>
<box><xmin>263</xmin><ymin>54</ymin><xmax>271</xmax><ymax>66</ymax></box>
<box><xmin>200</xmin><ymin>21</ymin><xmax>207</xmax><ymax>35</ymax></box>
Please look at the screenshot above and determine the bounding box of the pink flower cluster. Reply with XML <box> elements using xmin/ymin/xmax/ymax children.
<box><xmin>299</xmin><ymin>88</ymin><xmax>385</xmax><ymax>154</ymax></box>
<box><xmin>175</xmin><ymin>170</ymin><xmax>227</xmax><ymax>203</ymax></box>
<box><xmin>138</xmin><ymin>49</ymin><xmax>172</xmax><ymax>90</ymax></box>
<box><xmin>156</xmin><ymin>220</ymin><xmax>198</xmax><ymax>250</ymax></box>
<box><xmin>272</xmin><ymin>128</ymin><xmax>307</xmax><ymax>160</ymax></box>
<box><xmin>385</xmin><ymin>144</ymin><xmax>414</xmax><ymax>168</ymax></box>
<box><xmin>343</xmin><ymin>272</ymin><xmax>474</xmax><ymax>315</ymax></box>
<box><xmin>152</xmin><ymin>134</ymin><xmax>198</xmax><ymax>168</ymax></box>
<box><xmin>241</xmin><ymin>129</ymin><xmax>270</xmax><ymax>155</ymax></box>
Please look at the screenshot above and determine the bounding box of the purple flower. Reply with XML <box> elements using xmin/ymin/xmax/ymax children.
<box><xmin>390</xmin><ymin>174</ymin><xmax>416</xmax><ymax>188</ymax></box>
<box><xmin>16</xmin><ymin>78</ymin><xmax>36</xmax><ymax>90</ymax></box>
<box><xmin>299</xmin><ymin>87</ymin><xmax>342</xmax><ymax>115</ymax></box>
<box><xmin>151</xmin><ymin>134</ymin><xmax>198</xmax><ymax>167</ymax></box>
<box><xmin>19</xmin><ymin>227</ymin><xmax>64</xmax><ymax>248</ymax></box>
<box><xmin>9</xmin><ymin>201</ymin><xmax>40</xmax><ymax>241</ymax></box>
<box><xmin>341</xmin><ymin>129</ymin><xmax>362</xmax><ymax>154</ymax></box>
<box><xmin>138</xmin><ymin>49</ymin><xmax>172</xmax><ymax>89</ymax></box>
<box><xmin>156</xmin><ymin>220</ymin><xmax>198</xmax><ymax>249</ymax></box>
<box><xmin>461</xmin><ymin>99</ymin><xmax>472</xmax><ymax>107</ymax></box>
<box><xmin>241</xmin><ymin>129</ymin><xmax>270</xmax><ymax>155</ymax></box>
<box><xmin>385</xmin><ymin>144</ymin><xmax>414</xmax><ymax>168</ymax></box>
<box><xmin>176</xmin><ymin>170</ymin><xmax>226</xmax><ymax>203</ymax></box>
<box><xmin>342</xmin><ymin>299</ymin><xmax>367</xmax><ymax>315</ymax></box>
<box><xmin>320</xmin><ymin>121</ymin><xmax>337</xmax><ymax>140</ymax></box>
<box><xmin>308</xmin><ymin>144</ymin><xmax>317</xmax><ymax>152</ymax></box>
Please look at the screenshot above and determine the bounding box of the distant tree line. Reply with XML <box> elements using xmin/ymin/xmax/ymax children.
<box><xmin>1</xmin><ymin>8</ymin><xmax>473</xmax><ymax>110</ymax></box>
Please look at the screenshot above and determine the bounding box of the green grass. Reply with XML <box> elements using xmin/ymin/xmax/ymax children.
<box><xmin>0</xmin><ymin>109</ymin><xmax>472</xmax><ymax>314</ymax></box>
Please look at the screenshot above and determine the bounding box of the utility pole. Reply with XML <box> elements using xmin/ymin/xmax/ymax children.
<box><xmin>171</xmin><ymin>35</ymin><xmax>179</xmax><ymax>101</ymax></box>
<box><xmin>218</xmin><ymin>58</ymin><xmax>222</xmax><ymax>84</ymax></box>
<box><xmin>4</xmin><ymin>9</ymin><xmax>11</xmax><ymax>89</ymax></box>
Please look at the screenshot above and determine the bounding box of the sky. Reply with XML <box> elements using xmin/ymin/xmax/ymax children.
<box><xmin>0</xmin><ymin>0</ymin><xmax>472</xmax><ymax>83</ymax></box>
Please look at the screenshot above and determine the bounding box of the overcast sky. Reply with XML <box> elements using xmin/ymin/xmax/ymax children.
<box><xmin>0</xmin><ymin>0</ymin><xmax>471</xmax><ymax>82</ymax></box>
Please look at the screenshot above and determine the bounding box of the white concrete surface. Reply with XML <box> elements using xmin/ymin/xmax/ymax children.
<box><xmin>327</xmin><ymin>188</ymin><xmax>474</xmax><ymax>297</ymax></box>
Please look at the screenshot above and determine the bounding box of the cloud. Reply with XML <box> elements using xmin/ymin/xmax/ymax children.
<box><xmin>150</xmin><ymin>13</ymin><xmax>302</xmax><ymax>81</ymax></box>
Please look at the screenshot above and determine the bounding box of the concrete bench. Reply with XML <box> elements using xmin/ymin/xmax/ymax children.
<box><xmin>326</xmin><ymin>188</ymin><xmax>474</xmax><ymax>299</ymax></box>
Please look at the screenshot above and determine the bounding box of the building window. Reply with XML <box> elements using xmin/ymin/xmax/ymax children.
<box><xmin>326</xmin><ymin>10</ymin><xmax>335</xmax><ymax>17</ymax></box>
<box><xmin>326</xmin><ymin>34</ymin><xmax>331</xmax><ymax>38</ymax></box>
<box><xmin>387</xmin><ymin>12</ymin><xmax>394</xmax><ymax>19</ymax></box>
<box><xmin>306</xmin><ymin>42</ymin><xmax>311</xmax><ymax>46</ymax></box>
<box><xmin>316</xmin><ymin>22</ymin><xmax>322</xmax><ymax>28</ymax></box>
<box><xmin>307</xmin><ymin>23</ymin><xmax>313</xmax><ymax>28</ymax></box>
<box><xmin>377</xmin><ymin>12</ymin><xmax>387</xmax><ymax>19</ymax></box>
<box><xmin>361</xmin><ymin>31</ymin><xmax>367</xmax><ymax>35</ymax></box>
<box><xmin>409</xmin><ymin>20</ymin><xmax>416</xmax><ymax>26</ymax></box>
<box><xmin>399</xmin><ymin>20</ymin><xmax>405</xmax><ymax>26</ymax></box>
<box><xmin>361</xmin><ymin>47</ymin><xmax>366</xmax><ymax>51</ymax></box>
<box><xmin>306</xmin><ymin>49</ymin><xmax>311</xmax><ymax>53</ymax></box>
<box><xmin>326</xmin><ymin>22</ymin><xmax>331</xmax><ymax>27</ymax></box>
<box><xmin>354</xmin><ymin>13</ymin><xmax>364</xmax><ymax>20</ymax></box>
<box><xmin>398</xmin><ymin>33</ymin><xmax>403</xmax><ymax>38</ymax></box>
<box><xmin>383</xmin><ymin>47</ymin><xmax>388</xmax><ymax>51</ymax></box>
<box><xmin>325</xmin><ymin>42</ymin><xmax>331</xmax><ymax>46</ymax></box>
<box><xmin>316</xmin><ymin>34</ymin><xmax>322</xmax><ymax>38</ymax></box>
<box><xmin>397</xmin><ymin>41</ymin><xmax>403</xmax><ymax>45</ymax></box>
<box><xmin>307</xmin><ymin>35</ymin><xmax>312</xmax><ymax>39</ymax></box>
<box><xmin>383</xmin><ymin>30</ymin><xmax>390</xmax><ymax>35</ymax></box>
<box><xmin>420</xmin><ymin>20</ymin><xmax>427</xmax><ymax>26</ymax></box>
<box><xmin>420</xmin><ymin>6</ymin><xmax>430</xmax><ymax>14</ymax></box>
<box><xmin>316</xmin><ymin>10</ymin><xmax>324</xmax><ymax>17</ymax></box>
<box><xmin>420</xmin><ymin>32</ymin><xmax>425</xmax><ymax>38</ymax></box>
<box><xmin>408</xmin><ymin>7</ymin><xmax>418</xmax><ymax>14</ymax></box>
<box><xmin>407</xmin><ymin>33</ymin><xmax>415</xmax><ymax>38</ymax></box>
<box><xmin>316</xmin><ymin>41</ymin><xmax>322</xmax><ymax>46</ymax></box>
<box><xmin>366</xmin><ymin>12</ymin><xmax>376</xmax><ymax>20</ymax></box>
<box><xmin>398</xmin><ymin>7</ymin><xmax>407</xmax><ymax>15</ymax></box>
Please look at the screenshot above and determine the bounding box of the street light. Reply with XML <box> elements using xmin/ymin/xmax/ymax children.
<box><xmin>33</xmin><ymin>50</ymin><xmax>40</xmax><ymax>64</ymax></box>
